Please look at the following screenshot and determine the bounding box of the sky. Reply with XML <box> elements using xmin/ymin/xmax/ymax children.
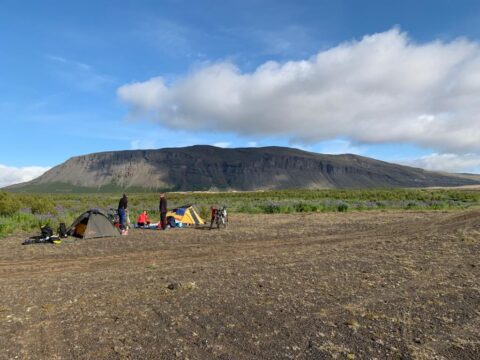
<box><xmin>1</xmin><ymin>0</ymin><xmax>480</xmax><ymax>186</ymax></box>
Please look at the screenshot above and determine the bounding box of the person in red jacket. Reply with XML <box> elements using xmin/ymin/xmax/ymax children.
<box><xmin>136</xmin><ymin>210</ymin><xmax>151</xmax><ymax>227</ymax></box>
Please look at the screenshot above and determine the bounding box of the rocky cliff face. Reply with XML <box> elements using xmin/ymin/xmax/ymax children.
<box><xmin>9</xmin><ymin>145</ymin><xmax>480</xmax><ymax>191</ymax></box>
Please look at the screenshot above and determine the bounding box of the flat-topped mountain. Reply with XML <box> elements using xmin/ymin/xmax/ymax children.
<box><xmin>6</xmin><ymin>145</ymin><xmax>480</xmax><ymax>192</ymax></box>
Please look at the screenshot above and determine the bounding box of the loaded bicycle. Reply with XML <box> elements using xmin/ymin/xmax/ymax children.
<box><xmin>210</xmin><ymin>206</ymin><xmax>228</xmax><ymax>229</ymax></box>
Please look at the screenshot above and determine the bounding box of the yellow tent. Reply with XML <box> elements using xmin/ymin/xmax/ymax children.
<box><xmin>166</xmin><ymin>205</ymin><xmax>205</xmax><ymax>226</ymax></box>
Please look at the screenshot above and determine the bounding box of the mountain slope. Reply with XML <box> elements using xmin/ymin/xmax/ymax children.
<box><xmin>6</xmin><ymin>145</ymin><xmax>480</xmax><ymax>192</ymax></box>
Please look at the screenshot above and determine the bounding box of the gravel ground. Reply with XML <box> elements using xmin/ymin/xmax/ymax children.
<box><xmin>1</xmin><ymin>210</ymin><xmax>479</xmax><ymax>359</ymax></box>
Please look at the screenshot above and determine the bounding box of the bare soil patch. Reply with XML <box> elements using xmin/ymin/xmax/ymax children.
<box><xmin>1</xmin><ymin>211</ymin><xmax>479</xmax><ymax>359</ymax></box>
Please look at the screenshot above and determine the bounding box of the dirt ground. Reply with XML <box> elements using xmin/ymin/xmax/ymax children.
<box><xmin>1</xmin><ymin>210</ymin><xmax>479</xmax><ymax>360</ymax></box>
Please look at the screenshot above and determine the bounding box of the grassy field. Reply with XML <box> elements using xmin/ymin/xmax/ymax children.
<box><xmin>1</xmin><ymin>188</ymin><xmax>480</xmax><ymax>238</ymax></box>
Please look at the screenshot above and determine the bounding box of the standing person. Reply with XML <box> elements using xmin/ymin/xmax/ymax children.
<box><xmin>209</xmin><ymin>206</ymin><xmax>217</xmax><ymax>230</ymax></box>
<box><xmin>118</xmin><ymin>193</ymin><xmax>128</xmax><ymax>235</ymax></box>
<box><xmin>159</xmin><ymin>193</ymin><xmax>167</xmax><ymax>230</ymax></box>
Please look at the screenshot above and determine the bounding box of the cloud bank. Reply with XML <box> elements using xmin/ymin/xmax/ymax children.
<box><xmin>118</xmin><ymin>28</ymin><xmax>480</xmax><ymax>173</ymax></box>
<box><xmin>0</xmin><ymin>165</ymin><xmax>50</xmax><ymax>188</ymax></box>
<box><xmin>405</xmin><ymin>153</ymin><xmax>480</xmax><ymax>173</ymax></box>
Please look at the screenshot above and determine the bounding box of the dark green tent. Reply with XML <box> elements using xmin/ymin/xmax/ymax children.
<box><xmin>68</xmin><ymin>209</ymin><xmax>120</xmax><ymax>239</ymax></box>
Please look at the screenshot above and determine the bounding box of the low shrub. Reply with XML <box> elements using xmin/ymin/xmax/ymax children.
<box><xmin>294</xmin><ymin>202</ymin><xmax>313</xmax><ymax>212</ymax></box>
<box><xmin>262</xmin><ymin>203</ymin><xmax>282</xmax><ymax>214</ymax></box>
<box><xmin>337</xmin><ymin>203</ymin><xmax>349</xmax><ymax>212</ymax></box>
<box><xmin>405</xmin><ymin>201</ymin><xmax>420</xmax><ymax>210</ymax></box>
<box><xmin>0</xmin><ymin>192</ymin><xmax>22</xmax><ymax>216</ymax></box>
<box><xmin>30</xmin><ymin>197</ymin><xmax>58</xmax><ymax>216</ymax></box>
<box><xmin>376</xmin><ymin>201</ymin><xmax>386</xmax><ymax>209</ymax></box>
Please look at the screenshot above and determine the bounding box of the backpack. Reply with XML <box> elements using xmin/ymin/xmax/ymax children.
<box><xmin>168</xmin><ymin>216</ymin><xmax>176</xmax><ymax>228</ymax></box>
<box><xmin>58</xmin><ymin>223</ymin><xmax>68</xmax><ymax>238</ymax></box>
<box><xmin>41</xmin><ymin>225</ymin><xmax>53</xmax><ymax>239</ymax></box>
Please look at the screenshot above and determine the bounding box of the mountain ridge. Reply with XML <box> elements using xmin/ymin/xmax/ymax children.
<box><xmin>5</xmin><ymin>145</ymin><xmax>480</xmax><ymax>192</ymax></box>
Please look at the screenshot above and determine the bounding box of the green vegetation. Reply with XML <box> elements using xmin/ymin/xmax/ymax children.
<box><xmin>1</xmin><ymin>188</ymin><xmax>479</xmax><ymax>238</ymax></box>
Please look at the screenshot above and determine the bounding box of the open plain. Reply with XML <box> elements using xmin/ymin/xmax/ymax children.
<box><xmin>1</xmin><ymin>210</ymin><xmax>479</xmax><ymax>359</ymax></box>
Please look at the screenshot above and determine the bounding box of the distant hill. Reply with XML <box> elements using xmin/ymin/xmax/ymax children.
<box><xmin>5</xmin><ymin>145</ymin><xmax>480</xmax><ymax>192</ymax></box>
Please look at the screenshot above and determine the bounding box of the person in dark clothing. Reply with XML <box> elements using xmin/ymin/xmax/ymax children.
<box><xmin>118</xmin><ymin>194</ymin><xmax>128</xmax><ymax>233</ymax></box>
<box><xmin>159</xmin><ymin>193</ymin><xmax>167</xmax><ymax>230</ymax></box>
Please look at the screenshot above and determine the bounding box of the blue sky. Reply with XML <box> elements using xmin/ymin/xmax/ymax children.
<box><xmin>1</xmin><ymin>0</ymin><xmax>480</xmax><ymax>185</ymax></box>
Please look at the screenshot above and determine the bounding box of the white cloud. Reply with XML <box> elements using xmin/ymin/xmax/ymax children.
<box><xmin>0</xmin><ymin>165</ymin><xmax>50</xmax><ymax>187</ymax></box>
<box><xmin>318</xmin><ymin>139</ymin><xmax>367</xmax><ymax>155</ymax></box>
<box><xmin>45</xmin><ymin>54</ymin><xmax>92</xmax><ymax>71</ymax></box>
<box><xmin>130</xmin><ymin>139</ymin><xmax>158</xmax><ymax>150</ymax></box>
<box><xmin>213</xmin><ymin>142</ymin><xmax>231</xmax><ymax>148</ymax></box>
<box><xmin>45</xmin><ymin>54</ymin><xmax>114</xmax><ymax>92</ymax></box>
<box><xmin>120</xmin><ymin>77</ymin><xmax>168</xmax><ymax>114</ymax></box>
<box><xmin>45</xmin><ymin>54</ymin><xmax>68</xmax><ymax>63</ymax></box>
<box><xmin>404</xmin><ymin>153</ymin><xmax>480</xmax><ymax>173</ymax></box>
<box><xmin>118</xmin><ymin>28</ymin><xmax>480</xmax><ymax>154</ymax></box>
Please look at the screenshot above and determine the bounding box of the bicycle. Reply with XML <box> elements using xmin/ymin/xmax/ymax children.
<box><xmin>211</xmin><ymin>206</ymin><xmax>228</xmax><ymax>229</ymax></box>
<box><xmin>107</xmin><ymin>208</ymin><xmax>120</xmax><ymax>225</ymax></box>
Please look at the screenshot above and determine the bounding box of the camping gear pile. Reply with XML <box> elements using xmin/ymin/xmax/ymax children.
<box><xmin>22</xmin><ymin>204</ymin><xmax>207</xmax><ymax>245</ymax></box>
<box><xmin>22</xmin><ymin>224</ymin><xmax>67</xmax><ymax>245</ymax></box>
<box><xmin>22</xmin><ymin>209</ymin><xmax>120</xmax><ymax>245</ymax></box>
